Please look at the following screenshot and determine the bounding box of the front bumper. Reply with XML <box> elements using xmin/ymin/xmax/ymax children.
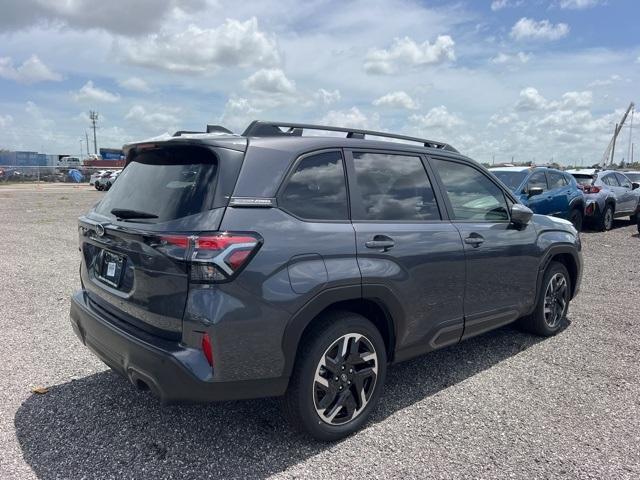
<box><xmin>70</xmin><ymin>290</ymin><xmax>288</xmax><ymax>403</ymax></box>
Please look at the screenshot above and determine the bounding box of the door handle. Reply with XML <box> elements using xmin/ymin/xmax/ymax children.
<box><xmin>365</xmin><ymin>235</ymin><xmax>395</xmax><ymax>251</ymax></box>
<box><xmin>464</xmin><ymin>234</ymin><xmax>484</xmax><ymax>247</ymax></box>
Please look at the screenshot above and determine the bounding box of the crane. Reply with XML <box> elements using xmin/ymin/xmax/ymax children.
<box><xmin>600</xmin><ymin>102</ymin><xmax>634</xmax><ymax>168</ymax></box>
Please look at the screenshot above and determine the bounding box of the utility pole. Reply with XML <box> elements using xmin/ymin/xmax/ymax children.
<box><xmin>89</xmin><ymin>111</ymin><xmax>99</xmax><ymax>155</ymax></box>
<box><xmin>85</xmin><ymin>130</ymin><xmax>90</xmax><ymax>158</ymax></box>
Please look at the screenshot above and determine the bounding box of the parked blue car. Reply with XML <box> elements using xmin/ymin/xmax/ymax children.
<box><xmin>490</xmin><ymin>166</ymin><xmax>585</xmax><ymax>230</ymax></box>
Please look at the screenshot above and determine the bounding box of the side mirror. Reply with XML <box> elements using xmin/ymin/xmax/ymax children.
<box><xmin>511</xmin><ymin>203</ymin><xmax>533</xmax><ymax>226</ymax></box>
<box><xmin>527</xmin><ymin>186</ymin><xmax>544</xmax><ymax>198</ymax></box>
<box><xmin>632</xmin><ymin>182</ymin><xmax>639</xmax><ymax>190</ymax></box>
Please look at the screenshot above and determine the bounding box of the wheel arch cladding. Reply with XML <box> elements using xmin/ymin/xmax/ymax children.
<box><xmin>282</xmin><ymin>294</ymin><xmax>396</xmax><ymax>379</ymax></box>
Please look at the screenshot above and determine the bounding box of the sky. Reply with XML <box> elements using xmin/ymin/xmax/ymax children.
<box><xmin>0</xmin><ymin>0</ymin><xmax>638</xmax><ymax>165</ymax></box>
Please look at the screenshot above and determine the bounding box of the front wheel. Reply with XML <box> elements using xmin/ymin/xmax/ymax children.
<box><xmin>519</xmin><ymin>261</ymin><xmax>571</xmax><ymax>337</ymax></box>
<box><xmin>282</xmin><ymin>311</ymin><xmax>387</xmax><ymax>441</ymax></box>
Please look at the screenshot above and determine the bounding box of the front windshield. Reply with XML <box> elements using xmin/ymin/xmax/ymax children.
<box><xmin>491</xmin><ymin>171</ymin><xmax>527</xmax><ymax>191</ymax></box>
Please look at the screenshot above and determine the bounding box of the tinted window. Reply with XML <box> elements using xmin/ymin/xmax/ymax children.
<box><xmin>351</xmin><ymin>152</ymin><xmax>439</xmax><ymax>221</ymax></box>
<box><xmin>547</xmin><ymin>171</ymin><xmax>566</xmax><ymax>189</ymax></box>
<box><xmin>615</xmin><ymin>173</ymin><xmax>632</xmax><ymax>188</ymax></box>
<box><xmin>625</xmin><ymin>172</ymin><xmax>640</xmax><ymax>182</ymax></box>
<box><xmin>563</xmin><ymin>173</ymin><xmax>575</xmax><ymax>185</ymax></box>
<box><xmin>433</xmin><ymin>159</ymin><xmax>509</xmax><ymax>221</ymax></box>
<box><xmin>602</xmin><ymin>174</ymin><xmax>619</xmax><ymax>187</ymax></box>
<box><xmin>528</xmin><ymin>171</ymin><xmax>548</xmax><ymax>191</ymax></box>
<box><xmin>95</xmin><ymin>146</ymin><xmax>217</xmax><ymax>222</ymax></box>
<box><xmin>280</xmin><ymin>151</ymin><xmax>348</xmax><ymax>220</ymax></box>
<box><xmin>491</xmin><ymin>170</ymin><xmax>527</xmax><ymax>191</ymax></box>
<box><xmin>572</xmin><ymin>174</ymin><xmax>595</xmax><ymax>186</ymax></box>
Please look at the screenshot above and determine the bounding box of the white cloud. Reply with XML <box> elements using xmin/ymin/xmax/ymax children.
<box><xmin>220</xmin><ymin>97</ymin><xmax>261</xmax><ymax>133</ymax></box>
<box><xmin>516</xmin><ymin>87</ymin><xmax>552</xmax><ymax>111</ymax></box>
<box><xmin>561</xmin><ymin>91</ymin><xmax>592</xmax><ymax>109</ymax></box>
<box><xmin>490</xmin><ymin>51</ymin><xmax>531</xmax><ymax>64</ymax></box>
<box><xmin>25</xmin><ymin>101</ymin><xmax>54</xmax><ymax>128</ymax></box>
<box><xmin>0</xmin><ymin>114</ymin><xmax>13</xmax><ymax>128</ymax></box>
<box><xmin>320</xmin><ymin>107</ymin><xmax>377</xmax><ymax>129</ymax></box>
<box><xmin>313</xmin><ymin>88</ymin><xmax>341</xmax><ymax>106</ymax></box>
<box><xmin>515</xmin><ymin>87</ymin><xmax>592</xmax><ymax>112</ymax></box>
<box><xmin>372</xmin><ymin>91</ymin><xmax>418</xmax><ymax>110</ymax></box>
<box><xmin>558</xmin><ymin>0</ymin><xmax>601</xmax><ymax>9</ymax></box>
<box><xmin>491</xmin><ymin>0</ymin><xmax>522</xmax><ymax>11</ymax></box>
<box><xmin>410</xmin><ymin>106</ymin><xmax>463</xmax><ymax>129</ymax></box>
<box><xmin>119</xmin><ymin>18</ymin><xmax>280</xmax><ymax>73</ymax></box>
<box><xmin>510</xmin><ymin>18</ymin><xmax>570</xmax><ymax>41</ymax></box>
<box><xmin>0</xmin><ymin>55</ymin><xmax>62</xmax><ymax>84</ymax></box>
<box><xmin>0</xmin><ymin>0</ymin><xmax>204</xmax><ymax>36</ymax></box>
<box><xmin>118</xmin><ymin>77</ymin><xmax>151</xmax><ymax>93</ymax></box>
<box><xmin>364</xmin><ymin>35</ymin><xmax>455</xmax><ymax>74</ymax></box>
<box><xmin>489</xmin><ymin>112</ymin><xmax>518</xmax><ymax>127</ymax></box>
<box><xmin>73</xmin><ymin>81</ymin><xmax>120</xmax><ymax>103</ymax></box>
<box><xmin>587</xmin><ymin>74</ymin><xmax>621</xmax><ymax>87</ymax></box>
<box><xmin>125</xmin><ymin>105</ymin><xmax>180</xmax><ymax>130</ymax></box>
<box><xmin>243</xmin><ymin>68</ymin><xmax>296</xmax><ymax>94</ymax></box>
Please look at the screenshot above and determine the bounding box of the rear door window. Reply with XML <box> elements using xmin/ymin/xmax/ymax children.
<box><xmin>602</xmin><ymin>174</ymin><xmax>619</xmax><ymax>187</ymax></box>
<box><xmin>95</xmin><ymin>146</ymin><xmax>218</xmax><ymax>222</ymax></box>
<box><xmin>279</xmin><ymin>151</ymin><xmax>348</xmax><ymax>221</ymax></box>
<box><xmin>547</xmin><ymin>171</ymin><xmax>566</xmax><ymax>189</ymax></box>
<box><xmin>350</xmin><ymin>152</ymin><xmax>440</xmax><ymax>221</ymax></box>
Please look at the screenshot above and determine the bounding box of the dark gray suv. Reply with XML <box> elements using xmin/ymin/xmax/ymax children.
<box><xmin>70</xmin><ymin>121</ymin><xmax>582</xmax><ymax>440</ymax></box>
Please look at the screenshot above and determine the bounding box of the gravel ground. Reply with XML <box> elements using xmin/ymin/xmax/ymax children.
<box><xmin>1</xmin><ymin>186</ymin><xmax>639</xmax><ymax>479</ymax></box>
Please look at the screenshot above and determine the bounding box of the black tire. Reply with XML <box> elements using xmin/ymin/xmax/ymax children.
<box><xmin>598</xmin><ymin>204</ymin><xmax>614</xmax><ymax>231</ymax></box>
<box><xmin>519</xmin><ymin>261</ymin><xmax>571</xmax><ymax>337</ymax></box>
<box><xmin>630</xmin><ymin>213</ymin><xmax>638</xmax><ymax>224</ymax></box>
<box><xmin>569</xmin><ymin>208</ymin><xmax>583</xmax><ymax>231</ymax></box>
<box><xmin>282</xmin><ymin>311</ymin><xmax>387</xmax><ymax>441</ymax></box>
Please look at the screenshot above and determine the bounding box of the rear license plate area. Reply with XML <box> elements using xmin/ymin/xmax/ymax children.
<box><xmin>97</xmin><ymin>250</ymin><xmax>125</xmax><ymax>288</ymax></box>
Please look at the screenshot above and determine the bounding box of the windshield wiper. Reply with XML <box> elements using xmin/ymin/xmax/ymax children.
<box><xmin>111</xmin><ymin>208</ymin><xmax>159</xmax><ymax>220</ymax></box>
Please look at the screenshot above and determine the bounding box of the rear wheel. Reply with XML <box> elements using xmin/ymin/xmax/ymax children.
<box><xmin>519</xmin><ymin>261</ymin><xmax>571</xmax><ymax>337</ymax></box>
<box><xmin>569</xmin><ymin>208</ymin><xmax>583</xmax><ymax>231</ymax></box>
<box><xmin>282</xmin><ymin>311</ymin><xmax>386</xmax><ymax>441</ymax></box>
<box><xmin>599</xmin><ymin>204</ymin><xmax>614</xmax><ymax>231</ymax></box>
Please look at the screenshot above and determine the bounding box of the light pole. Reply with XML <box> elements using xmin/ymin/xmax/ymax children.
<box><xmin>79</xmin><ymin>139</ymin><xmax>83</xmax><ymax>159</ymax></box>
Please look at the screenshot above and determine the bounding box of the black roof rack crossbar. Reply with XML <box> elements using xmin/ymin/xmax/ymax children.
<box><xmin>241</xmin><ymin>120</ymin><xmax>458</xmax><ymax>152</ymax></box>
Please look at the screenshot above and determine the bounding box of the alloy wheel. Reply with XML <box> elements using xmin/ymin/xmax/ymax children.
<box><xmin>312</xmin><ymin>333</ymin><xmax>378</xmax><ymax>425</ymax></box>
<box><xmin>543</xmin><ymin>272</ymin><xmax>568</xmax><ymax>329</ymax></box>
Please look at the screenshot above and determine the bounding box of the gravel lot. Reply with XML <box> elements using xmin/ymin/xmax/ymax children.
<box><xmin>1</xmin><ymin>185</ymin><xmax>639</xmax><ymax>479</ymax></box>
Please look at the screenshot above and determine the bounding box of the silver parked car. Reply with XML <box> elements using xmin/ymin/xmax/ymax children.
<box><xmin>567</xmin><ymin>169</ymin><xmax>640</xmax><ymax>230</ymax></box>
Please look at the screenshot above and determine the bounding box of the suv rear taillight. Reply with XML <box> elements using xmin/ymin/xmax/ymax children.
<box><xmin>579</xmin><ymin>185</ymin><xmax>601</xmax><ymax>194</ymax></box>
<box><xmin>155</xmin><ymin>232</ymin><xmax>262</xmax><ymax>283</ymax></box>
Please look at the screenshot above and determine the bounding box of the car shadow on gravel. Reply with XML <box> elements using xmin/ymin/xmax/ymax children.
<box><xmin>581</xmin><ymin>218</ymin><xmax>635</xmax><ymax>233</ymax></box>
<box><xmin>15</xmin><ymin>324</ymin><xmax>547</xmax><ymax>479</ymax></box>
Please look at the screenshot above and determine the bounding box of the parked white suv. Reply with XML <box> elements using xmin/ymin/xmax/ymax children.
<box><xmin>89</xmin><ymin>170</ymin><xmax>109</xmax><ymax>186</ymax></box>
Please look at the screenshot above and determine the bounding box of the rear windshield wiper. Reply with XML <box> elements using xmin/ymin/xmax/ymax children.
<box><xmin>111</xmin><ymin>208</ymin><xmax>159</xmax><ymax>220</ymax></box>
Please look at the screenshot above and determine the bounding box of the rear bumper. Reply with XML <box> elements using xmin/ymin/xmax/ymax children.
<box><xmin>70</xmin><ymin>290</ymin><xmax>288</xmax><ymax>403</ymax></box>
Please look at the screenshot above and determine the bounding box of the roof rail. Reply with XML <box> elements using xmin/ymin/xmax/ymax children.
<box><xmin>241</xmin><ymin>120</ymin><xmax>458</xmax><ymax>152</ymax></box>
<box><xmin>173</xmin><ymin>125</ymin><xmax>235</xmax><ymax>137</ymax></box>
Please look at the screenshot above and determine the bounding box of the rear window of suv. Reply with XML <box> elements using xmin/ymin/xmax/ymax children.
<box><xmin>95</xmin><ymin>146</ymin><xmax>218</xmax><ymax>222</ymax></box>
